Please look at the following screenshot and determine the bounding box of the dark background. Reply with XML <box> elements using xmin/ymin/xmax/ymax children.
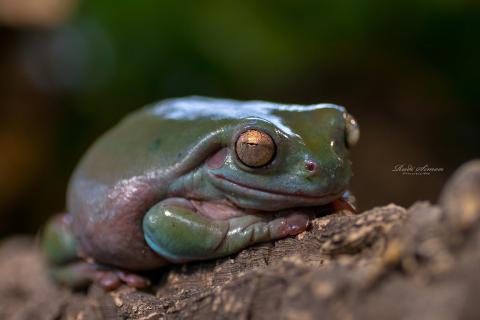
<box><xmin>0</xmin><ymin>0</ymin><xmax>478</xmax><ymax>237</ymax></box>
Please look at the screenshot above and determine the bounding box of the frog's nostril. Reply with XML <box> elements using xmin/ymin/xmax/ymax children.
<box><xmin>304</xmin><ymin>160</ymin><xmax>317</xmax><ymax>172</ymax></box>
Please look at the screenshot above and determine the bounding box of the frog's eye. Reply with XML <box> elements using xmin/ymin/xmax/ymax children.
<box><xmin>344</xmin><ymin>113</ymin><xmax>360</xmax><ymax>148</ymax></box>
<box><xmin>235</xmin><ymin>129</ymin><xmax>276</xmax><ymax>168</ymax></box>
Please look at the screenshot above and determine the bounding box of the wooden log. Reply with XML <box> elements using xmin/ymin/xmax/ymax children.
<box><xmin>1</xmin><ymin>160</ymin><xmax>479</xmax><ymax>320</ymax></box>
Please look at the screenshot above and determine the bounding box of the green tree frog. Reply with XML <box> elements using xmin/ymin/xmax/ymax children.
<box><xmin>41</xmin><ymin>96</ymin><xmax>360</xmax><ymax>290</ymax></box>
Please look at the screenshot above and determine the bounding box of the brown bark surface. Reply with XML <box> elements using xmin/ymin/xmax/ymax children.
<box><xmin>1</xmin><ymin>160</ymin><xmax>479</xmax><ymax>320</ymax></box>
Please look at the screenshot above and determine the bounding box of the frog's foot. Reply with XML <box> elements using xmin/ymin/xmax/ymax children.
<box><xmin>49</xmin><ymin>262</ymin><xmax>150</xmax><ymax>290</ymax></box>
<box><xmin>49</xmin><ymin>261</ymin><xmax>150</xmax><ymax>290</ymax></box>
<box><xmin>330</xmin><ymin>190</ymin><xmax>357</xmax><ymax>214</ymax></box>
<box><xmin>41</xmin><ymin>213</ymin><xmax>149</xmax><ymax>290</ymax></box>
<box><xmin>143</xmin><ymin>198</ymin><xmax>311</xmax><ymax>262</ymax></box>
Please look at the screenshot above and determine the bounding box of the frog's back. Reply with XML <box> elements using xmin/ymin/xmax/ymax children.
<box><xmin>69</xmin><ymin>96</ymin><xmax>345</xmax><ymax>195</ymax></box>
<box><xmin>70</xmin><ymin>98</ymin><xmax>232</xmax><ymax>190</ymax></box>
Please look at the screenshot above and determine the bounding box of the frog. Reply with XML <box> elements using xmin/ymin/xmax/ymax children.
<box><xmin>41</xmin><ymin>96</ymin><xmax>360</xmax><ymax>290</ymax></box>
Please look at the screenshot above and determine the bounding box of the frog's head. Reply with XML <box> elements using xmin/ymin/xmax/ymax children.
<box><xmin>205</xmin><ymin>106</ymin><xmax>359</xmax><ymax>211</ymax></box>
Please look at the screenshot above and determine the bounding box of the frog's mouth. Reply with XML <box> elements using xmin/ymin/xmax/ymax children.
<box><xmin>209</xmin><ymin>173</ymin><xmax>344</xmax><ymax>210</ymax></box>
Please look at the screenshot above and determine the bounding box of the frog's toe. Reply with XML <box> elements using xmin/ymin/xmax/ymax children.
<box><xmin>269</xmin><ymin>211</ymin><xmax>311</xmax><ymax>237</ymax></box>
<box><xmin>95</xmin><ymin>269</ymin><xmax>150</xmax><ymax>290</ymax></box>
<box><xmin>116</xmin><ymin>271</ymin><xmax>151</xmax><ymax>288</ymax></box>
<box><xmin>95</xmin><ymin>270</ymin><xmax>122</xmax><ymax>290</ymax></box>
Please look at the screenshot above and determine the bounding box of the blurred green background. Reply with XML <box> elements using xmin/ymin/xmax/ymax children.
<box><xmin>0</xmin><ymin>0</ymin><xmax>478</xmax><ymax>237</ymax></box>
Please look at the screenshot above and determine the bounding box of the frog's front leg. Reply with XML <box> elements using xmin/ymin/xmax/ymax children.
<box><xmin>143</xmin><ymin>198</ymin><xmax>310</xmax><ymax>262</ymax></box>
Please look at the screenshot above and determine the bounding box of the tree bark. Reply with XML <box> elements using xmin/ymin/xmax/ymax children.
<box><xmin>1</xmin><ymin>160</ymin><xmax>479</xmax><ymax>320</ymax></box>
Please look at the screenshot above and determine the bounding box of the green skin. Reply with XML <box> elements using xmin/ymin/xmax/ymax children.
<box><xmin>41</xmin><ymin>96</ymin><xmax>355</xmax><ymax>289</ymax></box>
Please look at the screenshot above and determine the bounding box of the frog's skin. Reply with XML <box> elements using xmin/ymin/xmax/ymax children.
<box><xmin>41</xmin><ymin>96</ymin><xmax>359</xmax><ymax>290</ymax></box>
